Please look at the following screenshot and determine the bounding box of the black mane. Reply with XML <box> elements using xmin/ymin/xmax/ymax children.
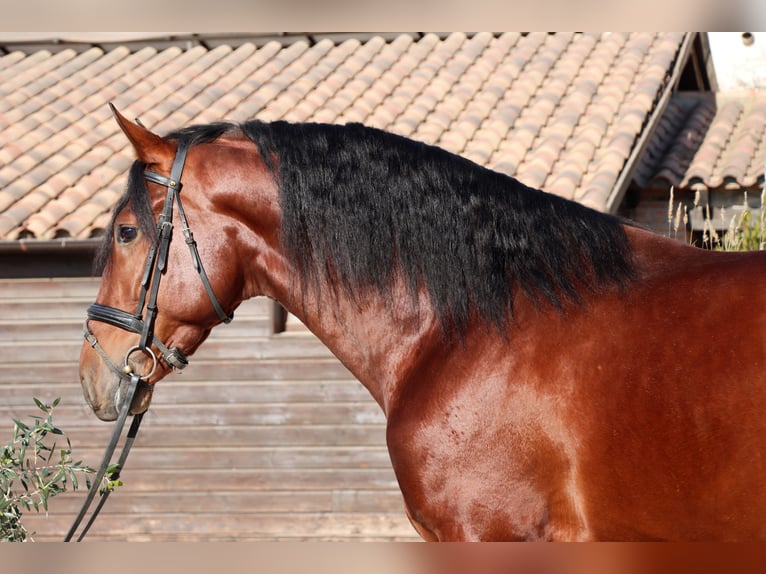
<box><xmin>99</xmin><ymin>120</ymin><xmax>635</xmax><ymax>335</ymax></box>
<box><xmin>240</xmin><ymin>121</ymin><xmax>635</xmax><ymax>334</ymax></box>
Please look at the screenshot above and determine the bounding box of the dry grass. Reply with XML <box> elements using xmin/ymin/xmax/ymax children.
<box><xmin>668</xmin><ymin>188</ymin><xmax>765</xmax><ymax>252</ymax></box>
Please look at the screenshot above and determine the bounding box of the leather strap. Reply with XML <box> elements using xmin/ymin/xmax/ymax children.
<box><xmin>144</xmin><ymin>138</ymin><xmax>232</xmax><ymax>327</ymax></box>
<box><xmin>64</xmin><ymin>374</ymin><xmax>143</xmax><ymax>541</ymax></box>
<box><xmin>85</xmin><ymin>306</ymin><xmax>189</xmax><ymax>371</ymax></box>
<box><xmin>73</xmin><ymin>135</ymin><xmax>235</xmax><ymax>541</ymax></box>
<box><xmin>69</xmin><ymin>412</ymin><xmax>144</xmax><ymax>541</ymax></box>
<box><xmin>139</xmin><ymin>138</ymin><xmax>193</xmax><ymax>351</ymax></box>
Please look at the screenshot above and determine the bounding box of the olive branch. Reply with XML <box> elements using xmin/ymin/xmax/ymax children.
<box><xmin>1</xmin><ymin>397</ymin><xmax>122</xmax><ymax>542</ymax></box>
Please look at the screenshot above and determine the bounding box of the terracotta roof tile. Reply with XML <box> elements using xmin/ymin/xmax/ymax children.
<box><xmin>637</xmin><ymin>92</ymin><xmax>766</xmax><ymax>195</ymax></box>
<box><xmin>1</xmin><ymin>32</ymin><xmax>693</xmax><ymax>240</ymax></box>
<box><xmin>0</xmin><ymin>50</ymin><xmax>24</xmax><ymax>71</ymax></box>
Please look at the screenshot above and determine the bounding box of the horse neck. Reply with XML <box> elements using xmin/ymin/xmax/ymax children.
<box><xmin>222</xmin><ymin>170</ymin><xmax>437</xmax><ymax>414</ymax></box>
<box><xmin>264</xmin><ymin>267</ymin><xmax>441</xmax><ymax>414</ymax></box>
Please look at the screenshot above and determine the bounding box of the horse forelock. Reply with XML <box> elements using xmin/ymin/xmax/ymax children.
<box><xmin>239</xmin><ymin>121</ymin><xmax>636</xmax><ymax>336</ymax></box>
<box><xmin>93</xmin><ymin>160</ymin><xmax>157</xmax><ymax>275</ymax></box>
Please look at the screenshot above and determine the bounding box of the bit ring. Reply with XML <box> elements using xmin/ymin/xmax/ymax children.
<box><xmin>123</xmin><ymin>346</ymin><xmax>158</xmax><ymax>381</ymax></box>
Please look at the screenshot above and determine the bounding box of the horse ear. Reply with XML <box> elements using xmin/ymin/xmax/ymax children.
<box><xmin>109</xmin><ymin>103</ymin><xmax>174</xmax><ymax>166</ymax></box>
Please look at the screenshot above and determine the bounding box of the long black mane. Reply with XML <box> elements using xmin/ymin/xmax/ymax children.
<box><xmin>100</xmin><ymin>120</ymin><xmax>635</xmax><ymax>334</ymax></box>
<box><xmin>241</xmin><ymin>121</ymin><xmax>635</xmax><ymax>334</ymax></box>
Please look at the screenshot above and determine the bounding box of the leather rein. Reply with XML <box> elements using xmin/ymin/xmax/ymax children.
<box><xmin>65</xmin><ymin>137</ymin><xmax>232</xmax><ymax>541</ymax></box>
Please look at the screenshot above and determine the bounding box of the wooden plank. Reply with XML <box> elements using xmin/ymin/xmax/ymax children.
<box><xmin>152</xmin><ymin>379</ymin><xmax>374</xmax><ymax>403</ymax></box>
<box><xmin>0</xmin><ymin>297</ymin><xmax>275</xmax><ymax>341</ymax></box>
<box><xmin>41</xmin><ymin>491</ymin><xmax>336</xmax><ymax>514</ymax></box>
<box><xmin>0</xmin><ymin>277</ymin><xmax>99</xmax><ymax>298</ymax></box>
<box><xmin>0</xmin><ymin>283</ymin><xmax>272</xmax><ymax>317</ymax></box>
<box><xmin>23</xmin><ymin>402</ymin><xmax>386</xmax><ymax>427</ymax></box>
<box><xmin>72</xmin><ymin>445</ymin><xmax>393</xmax><ymax>470</ymax></box>
<box><xmin>0</xmin><ymin>316</ymin><xmax>275</xmax><ymax>342</ymax></box>
<box><xmin>331</xmin><ymin>489</ymin><xmax>406</xmax><ymax>513</ymax></box>
<box><xmin>0</xmin><ymin>357</ymin><xmax>355</xmax><ymax>383</ymax></box>
<box><xmin>0</xmin><ymin>334</ymin><xmax>335</xmax><ymax>363</ymax></box>
<box><xmin>55</xmin><ymin>467</ymin><xmax>402</xmax><ymax>492</ymax></box>
<box><xmin>190</xmin><ymin>336</ymin><xmax>337</xmax><ymax>360</ymax></box>
<box><xmin>0</xmin><ymin>384</ymin><xmax>89</xmax><ymax>404</ymax></box>
<box><xmin>0</xmin><ymin>379</ymin><xmax>374</xmax><ymax>406</ymax></box>
<box><xmin>0</xmin><ymin>320</ymin><xmax>84</xmax><ymax>342</ymax></box>
<box><xmin>28</xmin><ymin>489</ymin><xmax>406</xmax><ymax>514</ymax></box>
<box><xmin>21</xmin><ymin>511</ymin><xmax>419</xmax><ymax>542</ymax></box>
<box><xmin>0</xmin><ymin>298</ymin><xmax>97</xmax><ymax>320</ymax></box>
<box><xmin>49</xmin><ymin>424</ymin><xmax>389</xmax><ymax>449</ymax></box>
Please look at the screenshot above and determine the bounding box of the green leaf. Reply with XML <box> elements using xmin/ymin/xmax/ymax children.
<box><xmin>44</xmin><ymin>443</ymin><xmax>56</xmax><ymax>464</ymax></box>
<box><xmin>12</xmin><ymin>419</ymin><xmax>29</xmax><ymax>433</ymax></box>
<box><xmin>2</xmin><ymin>395</ymin><xmax>100</xmax><ymax>540</ymax></box>
<box><xmin>67</xmin><ymin>469</ymin><xmax>79</xmax><ymax>490</ymax></box>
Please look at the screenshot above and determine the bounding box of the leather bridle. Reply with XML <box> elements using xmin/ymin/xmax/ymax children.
<box><xmin>85</xmin><ymin>137</ymin><xmax>232</xmax><ymax>381</ymax></box>
<box><xmin>66</xmin><ymin>136</ymin><xmax>233</xmax><ymax>541</ymax></box>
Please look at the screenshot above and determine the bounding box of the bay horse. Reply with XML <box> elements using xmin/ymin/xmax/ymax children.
<box><xmin>79</xmin><ymin>105</ymin><xmax>766</xmax><ymax>541</ymax></box>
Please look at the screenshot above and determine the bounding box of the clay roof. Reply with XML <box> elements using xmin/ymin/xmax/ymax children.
<box><xmin>0</xmin><ymin>32</ymin><xmax>691</xmax><ymax>241</ymax></box>
<box><xmin>635</xmin><ymin>91</ymin><xmax>766</xmax><ymax>195</ymax></box>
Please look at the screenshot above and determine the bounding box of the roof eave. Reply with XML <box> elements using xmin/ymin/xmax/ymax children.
<box><xmin>0</xmin><ymin>238</ymin><xmax>102</xmax><ymax>254</ymax></box>
<box><xmin>0</xmin><ymin>239</ymin><xmax>102</xmax><ymax>278</ymax></box>
<box><xmin>605</xmin><ymin>32</ymin><xmax>699</xmax><ymax>214</ymax></box>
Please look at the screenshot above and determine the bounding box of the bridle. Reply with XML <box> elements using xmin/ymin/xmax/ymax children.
<box><xmin>66</xmin><ymin>136</ymin><xmax>233</xmax><ymax>541</ymax></box>
<box><xmin>85</xmin><ymin>137</ymin><xmax>232</xmax><ymax>380</ymax></box>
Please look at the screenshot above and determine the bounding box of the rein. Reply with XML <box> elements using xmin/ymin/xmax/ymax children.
<box><xmin>67</xmin><ymin>135</ymin><xmax>232</xmax><ymax>541</ymax></box>
<box><xmin>64</xmin><ymin>374</ymin><xmax>142</xmax><ymax>541</ymax></box>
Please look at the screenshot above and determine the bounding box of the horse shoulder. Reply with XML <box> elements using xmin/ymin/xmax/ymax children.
<box><xmin>384</xmin><ymin>320</ymin><xmax>591</xmax><ymax>541</ymax></box>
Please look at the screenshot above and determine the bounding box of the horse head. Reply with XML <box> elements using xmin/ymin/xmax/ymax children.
<box><xmin>78</xmin><ymin>106</ymin><xmax>253</xmax><ymax>421</ymax></box>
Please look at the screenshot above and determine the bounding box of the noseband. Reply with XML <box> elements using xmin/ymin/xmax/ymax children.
<box><xmin>67</xmin><ymin>136</ymin><xmax>233</xmax><ymax>541</ymax></box>
<box><xmin>84</xmin><ymin>136</ymin><xmax>233</xmax><ymax>381</ymax></box>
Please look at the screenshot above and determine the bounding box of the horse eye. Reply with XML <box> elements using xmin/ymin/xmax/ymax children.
<box><xmin>117</xmin><ymin>225</ymin><xmax>138</xmax><ymax>244</ymax></box>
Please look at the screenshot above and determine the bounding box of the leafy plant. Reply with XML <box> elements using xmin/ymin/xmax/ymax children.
<box><xmin>710</xmin><ymin>206</ymin><xmax>766</xmax><ymax>252</ymax></box>
<box><xmin>1</xmin><ymin>398</ymin><xmax>95</xmax><ymax>542</ymax></box>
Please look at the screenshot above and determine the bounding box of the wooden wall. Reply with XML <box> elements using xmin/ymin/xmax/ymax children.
<box><xmin>0</xmin><ymin>277</ymin><xmax>418</xmax><ymax>541</ymax></box>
